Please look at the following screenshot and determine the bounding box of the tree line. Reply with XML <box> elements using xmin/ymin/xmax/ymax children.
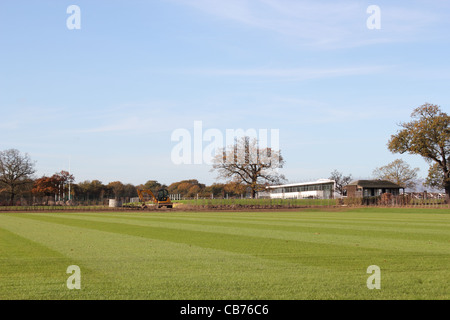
<box><xmin>0</xmin><ymin>169</ymin><xmax>252</xmax><ymax>206</ymax></box>
<box><xmin>1</xmin><ymin>103</ymin><xmax>449</xmax><ymax>205</ymax></box>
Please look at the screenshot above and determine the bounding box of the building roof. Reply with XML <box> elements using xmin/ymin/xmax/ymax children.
<box><xmin>266</xmin><ymin>179</ymin><xmax>335</xmax><ymax>189</ymax></box>
<box><xmin>347</xmin><ymin>180</ymin><xmax>403</xmax><ymax>189</ymax></box>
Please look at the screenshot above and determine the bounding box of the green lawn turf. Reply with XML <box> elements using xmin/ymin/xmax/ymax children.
<box><xmin>0</xmin><ymin>208</ymin><xmax>449</xmax><ymax>299</ymax></box>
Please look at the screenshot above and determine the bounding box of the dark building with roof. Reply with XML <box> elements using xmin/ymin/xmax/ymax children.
<box><xmin>344</xmin><ymin>180</ymin><xmax>404</xmax><ymax>198</ymax></box>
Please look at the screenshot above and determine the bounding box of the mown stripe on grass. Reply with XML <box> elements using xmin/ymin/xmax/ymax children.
<box><xmin>58</xmin><ymin>211</ymin><xmax>450</xmax><ymax>239</ymax></box>
<box><xmin>0</xmin><ymin>226</ymin><xmax>82</xmax><ymax>299</ymax></box>
<box><xmin>1</xmin><ymin>212</ymin><xmax>449</xmax><ymax>299</ymax></box>
<box><xmin>9</xmin><ymin>212</ymin><xmax>450</xmax><ymax>256</ymax></box>
<box><xmin>5</xmin><ymin>213</ymin><xmax>449</xmax><ymax>272</ymax></box>
<box><xmin>0</xmin><ymin>214</ymin><xmax>355</xmax><ymax>299</ymax></box>
<box><xmin>0</xmin><ymin>218</ymin><xmax>173</xmax><ymax>300</ymax></box>
<box><xmin>39</xmin><ymin>209</ymin><xmax>450</xmax><ymax>232</ymax></box>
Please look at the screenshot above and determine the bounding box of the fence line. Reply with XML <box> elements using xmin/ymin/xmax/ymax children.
<box><xmin>1</xmin><ymin>195</ymin><xmax>449</xmax><ymax>211</ymax></box>
<box><xmin>176</xmin><ymin>198</ymin><xmax>450</xmax><ymax>209</ymax></box>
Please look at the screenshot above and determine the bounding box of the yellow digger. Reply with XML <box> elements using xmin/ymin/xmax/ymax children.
<box><xmin>136</xmin><ymin>188</ymin><xmax>173</xmax><ymax>209</ymax></box>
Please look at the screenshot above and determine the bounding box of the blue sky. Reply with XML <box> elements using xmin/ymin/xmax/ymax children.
<box><xmin>1</xmin><ymin>0</ymin><xmax>449</xmax><ymax>187</ymax></box>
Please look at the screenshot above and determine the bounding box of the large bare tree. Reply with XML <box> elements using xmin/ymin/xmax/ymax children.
<box><xmin>0</xmin><ymin>149</ymin><xmax>36</xmax><ymax>204</ymax></box>
<box><xmin>372</xmin><ymin>159</ymin><xmax>419</xmax><ymax>190</ymax></box>
<box><xmin>211</xmin><ymin>136</ymin><xmax>285</xmax><ymax>198</ymax></box>
<box><xmin>388</xmin><ymin>103</ymin><xmax>450</xmax><ymax>200</ymax></box>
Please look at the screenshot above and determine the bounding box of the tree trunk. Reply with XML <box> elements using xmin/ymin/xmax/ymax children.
<box><xmin>9</xmin><ymin>192</ymin><xmax>15</xmax><ymax>206</ymax></box>
<box><xmin>445</xmin><ymin>183</ymin><xmax>450</xmax><ymax>204</ymax></box>
<box><xmin>251</xmin><ymin>178</ymin><xmax>258</xmax><ymax>199</ymax></box>
<box><xmin>444</xmin><ymin>169</ymin><xmax>450</xmax><ymax>204</ymax></box>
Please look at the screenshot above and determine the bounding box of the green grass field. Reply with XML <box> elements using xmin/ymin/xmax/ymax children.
<box><xmin>0</xmin><ymin>208</ymin><xmax>449</xmax><ymax>300</ymax></box>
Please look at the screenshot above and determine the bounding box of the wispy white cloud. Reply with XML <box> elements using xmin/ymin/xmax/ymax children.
<box><xmin>0</xmin><ymin>105</ymin><xmax>69</xmax><ymax>132</ymax></box>
<box><xmin>74</xmin><ymin>101</ymin><xmax>220</xmax><ymax>135</ymax></box>
<box><xmin>170</xmin><ymin>0</ymin><xmax>445</xmax><ymax>48</ymax></box>
<box><xmin>0</xmin><ymin>121</ymin><xmax>19</xmax><ymax>130</ymax></box>
<box><xmin>180</xmin><ymin>65</ymin><xmax>391</xmax><ymax>81</ymax></box>
<box><xmin>81</xmin><ymin>117</ymin><xmax>141</xmax><ymax>133</ymax></box>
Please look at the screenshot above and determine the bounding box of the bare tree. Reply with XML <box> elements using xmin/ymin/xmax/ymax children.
<box><xmin>211</xmin><ymin>136</ymin><xmax>285</xmax><ymax>198</ymax></box>
<box><xmin>372</xmin><ymin>159</ymin><xmax>419</xmax><ymax>190</ymax></box>
<box><xmin>0</xmin><ymin>149</ymin><xmax>36</xmax><ymax>205</ymax></box>
<box><xmin>329</xmin><ymin>170</ymin><xmax>352</xmax><ymax>196</ymax></box>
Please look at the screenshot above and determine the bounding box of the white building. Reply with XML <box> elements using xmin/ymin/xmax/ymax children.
<box><xmin>265</xmin><ymin>179</ymin><xmax>336</xmax><ymax>199</ymax></box>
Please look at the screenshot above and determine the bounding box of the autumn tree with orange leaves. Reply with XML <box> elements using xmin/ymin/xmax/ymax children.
<box><xmin>32</xmin><ymin>171</ymin><xmax>74</xmax><ymax>203</ymax></box>
<box><xmin>388</xmin><ymin>103</ymin><xmax>450</xmax><ymax>201</ymax></box>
